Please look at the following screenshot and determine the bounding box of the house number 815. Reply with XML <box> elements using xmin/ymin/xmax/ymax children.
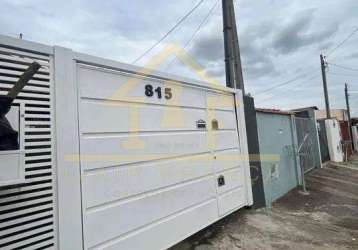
<box><xmin>145</xmin><ymin>84</ymin><xmax>172</xmax><ymax>99</ymax></box>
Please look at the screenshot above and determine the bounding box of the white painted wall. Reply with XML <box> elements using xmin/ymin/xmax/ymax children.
<box><xmin>325</xmin><ymin>119</ymin><xmax>344</xmax><ymax>162</ymax></box>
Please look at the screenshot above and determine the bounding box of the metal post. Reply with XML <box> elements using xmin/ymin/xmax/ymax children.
<box><xmin>228</xmin><ymin>0</ymin><xmax>245</xmax><ymax>94</ymax></box>
<box><xmin>222</xmin><ymin>0</ymin><xmax>235</xmax><ymax>89</ymax></box>
<box><xmin>345</xmin><ymin>83</ymin><xmax>354</xmax><ymax>150</ymax></box>
<box><xmin>222</xmin><ymin>0</ymin><xmax>245</xmax><ymax>93</ymax></box>
<box><xmin>320</xmin><ymin>54</ymin><xmax>331</xmax><ymax>119</ymax></box>
<box><xmin>298</xmin><ymin>133</ymin><xmax>309</xmax><ymax>193</ymax></box>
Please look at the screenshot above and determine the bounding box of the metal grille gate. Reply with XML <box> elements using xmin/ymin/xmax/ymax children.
<box><xmin>295</xmin><ymin>117</ymin><xmax>317</xmax><ymax>173</ymax></box>
<box><xmin>0</xmin><ymin>46</ymin><xmax>56</xmax><ymax>249</ymax></box>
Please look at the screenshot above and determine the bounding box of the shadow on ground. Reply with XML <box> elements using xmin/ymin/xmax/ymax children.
<box><xmin>170</xmin><ymin>162</ymin><xmax>358</xmax><ymax>250</ymax></box>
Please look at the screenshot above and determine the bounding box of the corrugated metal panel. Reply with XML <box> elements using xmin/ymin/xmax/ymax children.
<box><xmin>0</xmin><ymin>46</ymin><xmax>56</xmax><ymax>249</ymax></box>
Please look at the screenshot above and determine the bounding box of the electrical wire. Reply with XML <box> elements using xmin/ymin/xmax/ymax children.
<box><xmin>165</xmin><ymin>0</ymin><xmax>219</xmax><ymax>69</ymax></box>
<box><xmin>254</xmin><ymin>17</ymin><xmax>358</xmax><ymax>98</ymax></box>
<box><xmin>255</xmin><ymin>74</ymin><xmax>320</xmax><ymax>104</ymax></box>
<box><xmin>132</xmin><ymin>0</ymin><xmax>205</xmax><ymax>64</ymax></box>
<box><xmin>327</xmin><ymin>26</ymin><xmax>358</xmax><ymax>56</ymax></box>
<box><xmin>254</xmin><ymin>76</ymin><xmax>301</xmax><ymax>96</ymax></box>
<box><xmin>254</xmin><ymin>71</ymin><xmax>318</xmax><ymax>96</ymax></box>
<box><xmin>327</xmin><ymin>72</ymin><xmax>358</xmax><ymax>77</ymax></box>
<box><xmin>327</xmin><ymin>62</ymin><xmax>358</xmax><ymax>72</ymax></box>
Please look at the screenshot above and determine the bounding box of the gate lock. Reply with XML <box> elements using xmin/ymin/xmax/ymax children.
<box><xmin>217</xmin><ymin>175</ymin><xmax>225</xmax><ymax>187</ymax></box>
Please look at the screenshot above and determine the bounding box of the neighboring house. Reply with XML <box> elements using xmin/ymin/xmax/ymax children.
<box><xmin>256</xmin><ymin>109</ymin><xmax>302</xmax><ymax>206</ymax></box>
<box><xmin>315</xmin><ymin>108</ymin><xmax>352</xmax><ymax>160</ymax></box>
<box><xmin>315</xmin><ymin>109</ymin><xmax>348</xmax><ymax>121</ymax></box>
<box><xmin>255</xmin><ymin>106</ymin><xmax>324</xmax><ymax>206</ymax></box>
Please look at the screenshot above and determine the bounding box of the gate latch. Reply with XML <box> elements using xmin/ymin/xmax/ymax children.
<box><xmin>217</xmin><ymin>175</ymin><xmax>225</xmax><ymax>187</ymax></box>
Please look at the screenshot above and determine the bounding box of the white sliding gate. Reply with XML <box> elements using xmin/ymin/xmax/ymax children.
<box><xmin>0</xmin><ymin>39</ymin><xmax>57</xmax><ymax>250</ymax></box>
<box><xmin>0</xmin><ymin>35</ymin><xmax>252</xmax><ymax>250</ymax></box>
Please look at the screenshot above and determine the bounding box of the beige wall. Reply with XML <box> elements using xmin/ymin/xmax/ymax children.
<box><xmin>315</xmin><ymin>109</ymin><xmax>348</xmax><ymax>121</ymax></box>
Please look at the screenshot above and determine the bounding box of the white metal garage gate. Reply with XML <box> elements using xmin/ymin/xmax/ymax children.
<box><xmin>0</xmin><ymin>35</ymin><xmax>252</xmax><ymax>250</ymax></box>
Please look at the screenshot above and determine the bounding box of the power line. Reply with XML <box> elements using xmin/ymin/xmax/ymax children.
<box><xmin>254</xmin><ymin>24</ymin><xmax>358</xmax><ymax>99</ymax></box>
<box><xmin>165</xmin><ymin>0</ymin><xmax>219</xmax><ymax>69</ymax></box>
<box><xmin>327</xmin><ymin>62</ymin><xmax>358</xmax><ymax>72</ymax></box>
<box><xmin>255</xmin><ymin>25</ymin><xmax>358</xmax><ymax>95</ymax></box>
<box><xmin>327</xmin><ymin>26</ymin><xmax>358</xmax><ymax>56</ymax></box>
<box><xmin>327</xmin><ymin>72</ymin><xmax>358</xmax><ymax>77</ymax></box>
<box><xmin>255</xmin><ymin>81</ymin><xmax>312</xmax><ymax>104</ymax></box>
<box><xmin>254</xmin><ymin>76</ymin><xmax>301</xmax><ymax>96</ymax></box>
<box><xmin>255</xmin><ymin>74</ymin><xmax>320</xmax><ymax>104</ymax></box>
<box><xmin>132</xmin><ymin>0</ymin><xmax>205</xmax><ymax>64</ymax></box>
<box><xmin>254</xmin><ymin>71</ymin><xmax>318</xmax><ymax>96</ymax></box>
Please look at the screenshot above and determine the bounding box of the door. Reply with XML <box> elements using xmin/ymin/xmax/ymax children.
<box><xmin>256</xmin><ymin>113</ymin><xmax>299</xmax><ymax>205</ymax></box>
<box><xmin>207</xmin><ymin>91</ymin><xmax>248</xmax><ymax>216</ymax></box>
<box><xmin>76</xmin><ymin>63</ymin><xmax>251</xmax><ymax>250</ymax></box>
<box><xmin>295</xmin><ymin>117</ymin><xmax>320</xmax><ymax>172</ymax></box>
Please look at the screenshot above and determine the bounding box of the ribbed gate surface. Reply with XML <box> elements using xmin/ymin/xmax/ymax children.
<box><xmin>0</xmin><ymin>46</ymin><xmax>56</xmax><ymax>250</ymax></box>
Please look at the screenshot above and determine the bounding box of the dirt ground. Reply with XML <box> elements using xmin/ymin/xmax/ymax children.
<box><xmin>170</xmin><ymin>160</ymin><xmax>358</xmax><ymax>250</ymax></box>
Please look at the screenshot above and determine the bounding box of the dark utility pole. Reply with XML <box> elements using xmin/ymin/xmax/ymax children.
<box><xmin>320</xmin><ymin>54</ymin><xmax>331</xmax><ymax>119</ymax></box>
<box><xmin>229</xmin><ymin>1</ymin><xmax>245</xmax><ymax>93</ymax></box>
<box><xmin>345</xmin><ymin>83</ymin><xmax>354</xmax><ymax>150</ymax></box>
<box><xmin>222</xmin><ymin>0</ymin><xmax>245</xmax><ymax>94</ymax></box>
<box><xmin>222</xmin><ymin>0</ymin><xmax>235</xmax><ymax>89</ymax></box>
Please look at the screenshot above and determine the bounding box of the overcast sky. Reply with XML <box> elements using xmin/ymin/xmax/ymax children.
<box><xmin>1</xmin><ymin>0</ymin><xmax>357</xmax><ymax>115</ymax></box>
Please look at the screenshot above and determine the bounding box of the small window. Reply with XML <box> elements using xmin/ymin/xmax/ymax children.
<box><xmin>0</xmin><ymin>62</ymin><xmax>39</xmax><ymax>186</ymax></box>
<box><xmin>0</xmin><ymin>61</ymin><xmax>40</xmax><ymax>152</ymax></box>
<box><xmin>0</xmin><ymin>101</ymin><xmax>20</xmax><ymax>151</ymax></box>
<box><xmin>0</xmin><ymin>99</ymin><xmax>25</xmax><ymax>186</ymax></box>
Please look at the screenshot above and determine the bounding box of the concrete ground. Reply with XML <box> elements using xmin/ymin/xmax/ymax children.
<box><xmin>170</xmin><ymin>160</ymin><xmax>358</xmax><ymax>250</ymax></box>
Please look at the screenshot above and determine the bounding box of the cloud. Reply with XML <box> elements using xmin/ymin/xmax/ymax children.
<box><xmin>190</xmin><ymin>35</ymin><xmax>224</xmax><ymax>63</ymax></box>
<box><xmin>0</xmin><ymin>0</ymin><xmax>357</xmax><ymax>114</ymax></box>
<box><xmin>272</xmin><ymin>9</ymin><xmax>339</xmax><ymax>54</ymax></box>
<box><xmin>190</xmin><ymin>19</ymin><xmax>278</xmax><ymax>80</ymax></box>
<box><xmin>318</xmin><ymin>41</ymin><xmax>334</xmax><ymax>51</ymax></box>
<box><xmin>238</xmin><ymin>20</ymin><xmax>278</xmax><ymax>79</ymax></box>
<box><xmin>185</xmin><ymin>19</ymin><xmax>226</xmax><ymax>82</ymax></box>
<box><xmin>240</xmin><ymin>41</ymin><xmax>275</xmax><ymax>78</ymax></box>
<box><xmin>344</xmin><ymin>52</ymin><xmax>358</xmax><ymax>60</ymax></box>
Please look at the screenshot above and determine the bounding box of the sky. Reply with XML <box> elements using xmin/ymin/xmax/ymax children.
<box><xmin>1</xmin><ymin>0</ymin><xmax>357</xmax><ymax>115</ymax></box>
